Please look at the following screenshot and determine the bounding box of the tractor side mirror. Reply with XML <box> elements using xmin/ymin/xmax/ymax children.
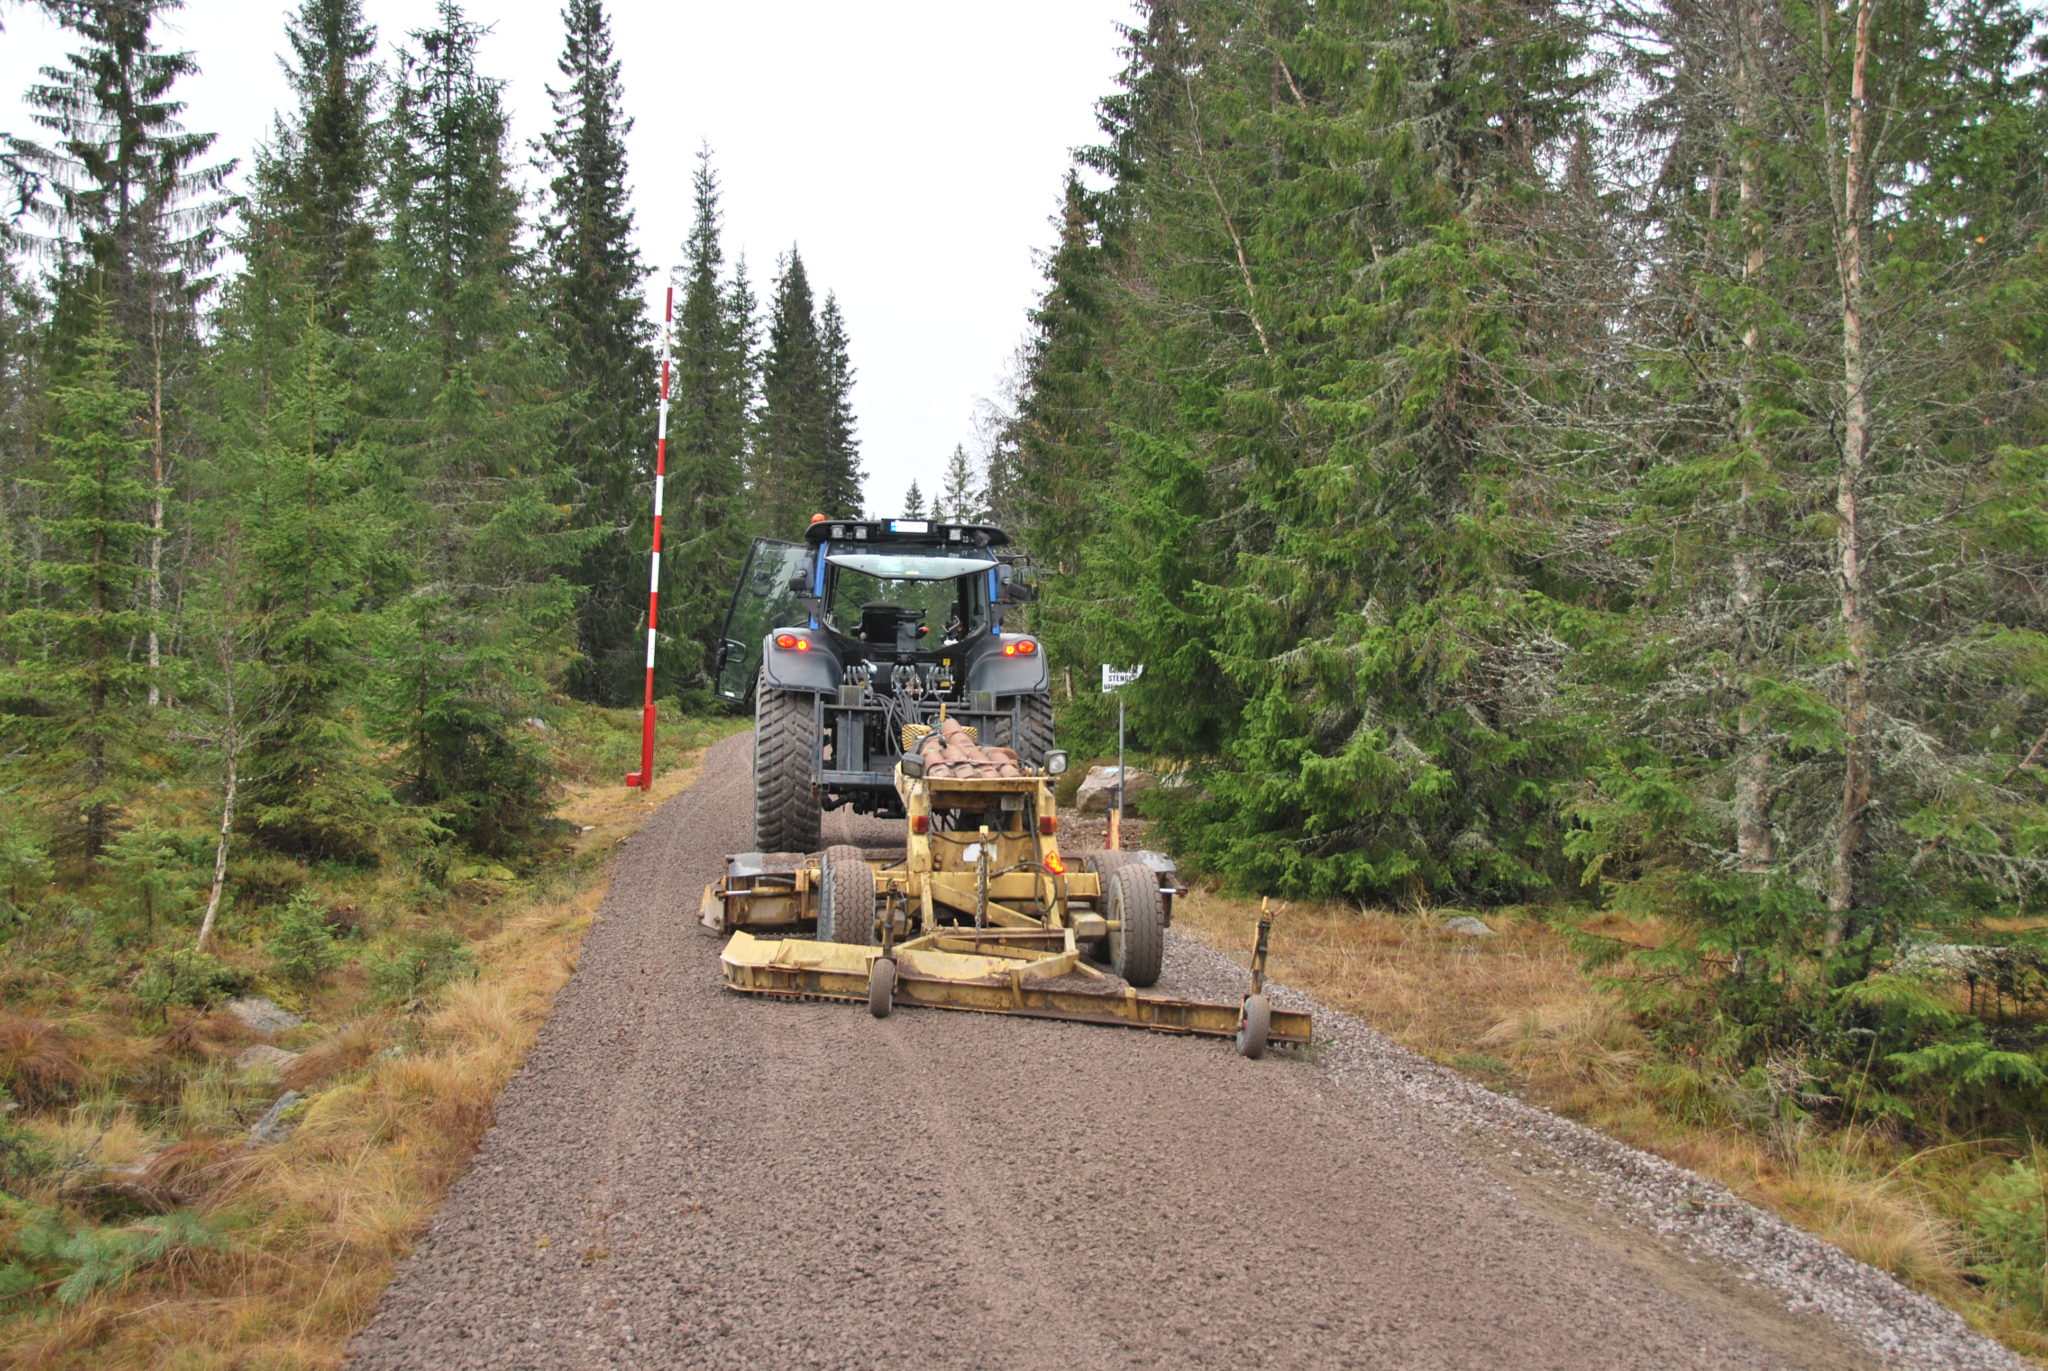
<box><xmin>997</xmin><ymin>562</ymin><xmax>1038</xmax><ymax>606</ymax></box>
<box><xmin>787</xmin><ymin>569</ymin><xmax>811</xmax><ymax>595</ymax></box>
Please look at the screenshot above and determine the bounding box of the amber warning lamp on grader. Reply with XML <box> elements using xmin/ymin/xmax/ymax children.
<box><xmin>701</xmin><ymin>720</ymin><xmax>1309</xmax><ymax>1059</ymax></box>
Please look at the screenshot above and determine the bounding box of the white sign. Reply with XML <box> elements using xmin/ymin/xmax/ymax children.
<box><xmin>1101</xmin><ymin>664</ymin><xmax>1145</xmax><ymax>691</ymax></box>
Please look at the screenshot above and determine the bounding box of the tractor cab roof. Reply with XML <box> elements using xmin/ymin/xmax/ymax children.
<box><xmin>804</xmin><ymin>517</ymin><xmax>1010</xmax><ymax>549</ymax></box>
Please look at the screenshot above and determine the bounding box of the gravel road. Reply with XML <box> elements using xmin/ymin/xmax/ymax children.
<box><xmin>348</xmin><ymin>732</ymin><xmax>2024</xmax><ymax>1370</ymax></box>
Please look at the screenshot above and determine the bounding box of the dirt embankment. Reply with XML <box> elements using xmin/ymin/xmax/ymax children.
<box><xmin>348</xmin><ymin>732</ymin><xmax>2022</xmax><ymax>1371</ymax></box>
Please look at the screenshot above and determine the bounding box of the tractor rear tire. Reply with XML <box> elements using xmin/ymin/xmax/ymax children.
<box><xmin>997</xmin><ymin>693</ymin><xmax>1056</xmax><ymax>769</ymax></box>
<box><xmin>817</xmin><ymin>844</ymin><xmax>875</xmax><ymax>945</ymax></box>
<box><xmin>754</xmin><ymin>678</ymin><xmax>820</xmax><ymax>853</ymax></box>
<box><xmin>1103</xmin><ymin>862</ymin><xmax>1165</xmax><ymax>988</ymax></box>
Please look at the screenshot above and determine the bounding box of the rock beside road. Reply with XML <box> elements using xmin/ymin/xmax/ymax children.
<box><xmin>235</xmin><ymin>1044</ymin><xmax>300</xmax><ymax>1076</ymax></box>
<box><xmin>247</xmin><ymin>1090</ymin><xmax>306</xmax><ymax>1147</ymax></box>
<box><xmin>1075</xmin><ymin>765</ymin><xmax>1156</xmax><ymax>813</ymax></box>
<box><xmin>227</xmin><ymin>996</ymin><xmax>302</xmax><ymax>1035</ymax></box>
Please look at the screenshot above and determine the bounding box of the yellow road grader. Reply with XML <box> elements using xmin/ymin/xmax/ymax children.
<box><xmin>701</xmin><ymin>718</ymin><xmax>1310</xmax><ymax>1058</ymax></box>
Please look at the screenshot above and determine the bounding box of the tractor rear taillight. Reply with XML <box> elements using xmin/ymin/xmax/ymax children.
<box><xmin>774</xmin><ymin>633</ymin><xmax>811</xmax><ymax>652</ymax></box>
<box><xmin>1002</xmin><ymin>638</ymin><xmax>1038</xmax><ymax>657</ymax></box>
<box><xmin>910</xmin><ymin>815</ymin><xmax>930</xmax><ymax>834</ymax></box>
<box><xmin>1039</xmin><ymin>815</ymin><xmax>1057</xmax><ymax>835</ymax></box>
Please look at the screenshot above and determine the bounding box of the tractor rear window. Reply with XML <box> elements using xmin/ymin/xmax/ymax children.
<box><xmin>822</xmin><ymin>552</ymin><xmax>998</xmax><ymax>649</ymax></box>
<box><xmin>823</xmin><ymin>553</ymin><xmax>997</xmax><ymax>580</ymax></box>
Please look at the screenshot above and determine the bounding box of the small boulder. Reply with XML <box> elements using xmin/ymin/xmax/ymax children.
<box><xmin>247</xmin><ymin>1090</ymin><xmax>306</xmax><ymax>1147</ymax></box>
<box><xmin>235</xmin><ymin>1044</ymin><xmax>300</xmax><ymax>1077</ymax></box>
<box><xmin>1075</xmin><ymin>766</ymin><xmax>1158</xmax><ymax>814</ymax></box>
<box><xmin>1441</xmin><ymin>916</ymin><xmax>1496</xmax><ymax>938</ymax></box>
<box><xmin>227</xmin><ymin>996</ymin><xmax>302</xmax><ymax>1035</ymax></box>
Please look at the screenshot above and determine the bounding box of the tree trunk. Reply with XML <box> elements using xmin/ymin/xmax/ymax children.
<box><xmin>1733</xmin><ymin>0</ymin><xmax>1775</xmax><ymax>878</ymax></box>
<box><xmin>146</xmin><ymin>297</ymin><xmax>166</xmax><ymax>710</ymax></box>
<box><xmin>197</xmin><ymin>746</ymin><xmax>237</xmax><ymax>953</ymax></box>
<box><xmin>1826</xmin><ymin>0</ymin><xmax>1877</xmax><ymax>946</ymax></box>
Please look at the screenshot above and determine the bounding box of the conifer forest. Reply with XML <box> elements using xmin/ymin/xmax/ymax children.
<box><xmin>4</xmin><ymin>0</ymin><xmax>2048</xmax><ymax>1361</ymax></box>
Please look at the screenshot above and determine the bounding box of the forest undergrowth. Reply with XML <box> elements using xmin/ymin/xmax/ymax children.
<box><xmin>0</xmin><ymin>704</ymin><xmax>737</xmax><ymax>1371</ymax></box>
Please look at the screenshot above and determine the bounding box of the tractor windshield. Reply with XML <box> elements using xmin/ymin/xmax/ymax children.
<box><xmin>823</xmin><ymin>549</ymin><xmax>998</xmax><ymax>650</ymax></box>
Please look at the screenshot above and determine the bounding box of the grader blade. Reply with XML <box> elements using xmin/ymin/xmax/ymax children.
<box><xmin>719</xmin><ymin>931</ymin><xmax>1313</xmax><ymax>1046</ymax></box>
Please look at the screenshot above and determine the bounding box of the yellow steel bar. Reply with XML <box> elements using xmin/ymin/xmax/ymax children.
<box><xmin>926</xmin><ymin>878</ymin><xmax>1041</xmax><ymax>929</ymax></box>
<box><xmin>926</xmin><ymin>935</ymin><xmax>1066</xmax><ymax>959</ymax></box>
<box><xmin>1005</xmin><ymin>950</ymin><xmax>1079</xmax><ymax>982</ymax></box>
<box><xmin>717</xmin><ymin>933</ymin><xmax>1312</xmax><ymax>1044</ymax></box>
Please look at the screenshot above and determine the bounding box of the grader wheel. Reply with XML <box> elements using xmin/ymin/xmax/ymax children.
<box><xmin>868</xmin><ymin>957</ymin><xmax>897</xmax><ymax>1018</ymax></box>
<box><xmin>1102</xmin><ymin>862</ymin><xmax>1165</xmax><ymax>988</ymax></box>
<box><xmin>1082</xmin><ymin>851</ymin><xmax>1142</xmax><ymax>964</ymax></box>
<box><xmin>816</xmin><ymin>844</ymin><xmax>874</xmax><ymax>945</ymax></box>
<box><xmin>1237</xmin><ymin>994</ymin><xmax>1272</xmax><ymax>1059</ymax></box>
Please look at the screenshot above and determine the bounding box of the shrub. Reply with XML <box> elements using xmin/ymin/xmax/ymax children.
<box><xmin>10</xmin><ymin>1207</ymin><xmax>228</xmax><ymax>1305</ymax></box>
<box><xmin>133</xmin><ymin>950</ymin><xmax>251</xmax><ymax>1018</ymax></box>
<box><xmin>0</xmin><ymin>822</ymin><xmax>52</xmax><ymax>925</ymax></box>
<box><xmin>269</xmin><ymin>894</ymin><xmax>342</xmax><ymax>989</ymax></box>
<box><xmin>0</xmin><ymin>1089</ymin><xmax>61</xmax><ymax>1194</ymax></box>
<box><xmin>367</xmin><ymin>928</ymin><xmax>474</xmax><ymax>1008</ymax></box>
<box><xmin>1969</xmin><ymin>1153</ymin><xmax>2048</xmax><ymax>1321</ymax></box>
<box><xmin>103</xmin><ymin>823</ymin><xmax>197</xmax><ymax>934</ymax></box>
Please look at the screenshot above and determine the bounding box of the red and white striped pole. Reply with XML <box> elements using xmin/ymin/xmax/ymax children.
<box><xmin>627</xmin><ymin>287</ymin><xmax>674</xmax><ymax>790</ymax></box>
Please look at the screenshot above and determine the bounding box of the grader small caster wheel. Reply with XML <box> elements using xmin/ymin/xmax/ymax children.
<box><xmin>868</xmin><ymin>957</ymin><xmax>897</xmax><ymax>1019</ymax></box>
<box><xmin>1236</xmin><ymin>993</ymin><xmax>1271</xmax><ymax>1059</ymax></box>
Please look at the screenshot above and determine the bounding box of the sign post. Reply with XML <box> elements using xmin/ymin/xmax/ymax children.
<box><xmin>1100</xmin><ymin>664</ymin><xmax>1144</xmax><ymax>849</ymax></box>
<box><xmin>626</xmin><ymin>288</ymin><xmax>675</xmax><ymax>790</ymax></box>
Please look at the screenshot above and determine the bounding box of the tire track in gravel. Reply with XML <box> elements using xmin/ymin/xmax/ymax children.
<box><xmin>347</xmin><ymin>731</ymin><xmax>2020</xmax><ymax>1370</ymax></box>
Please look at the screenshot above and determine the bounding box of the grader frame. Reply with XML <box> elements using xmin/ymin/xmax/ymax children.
<box><xmin>701</xmin><ymin>765</ymin><xmax>1310</xmax><ymax>1057</ymax></box>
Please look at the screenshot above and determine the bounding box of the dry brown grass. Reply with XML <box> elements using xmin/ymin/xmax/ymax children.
<box><xmin>0</xmin><ymin>1014</ymin><xmax>86</xmax><ymax>1109</ymax></box>
<box><xmin>0</xmin><ymin>724</ymin><xmax>728</xmax><ymax>1371</ymax></box>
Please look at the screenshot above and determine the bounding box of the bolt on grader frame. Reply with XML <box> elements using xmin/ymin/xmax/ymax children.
<box><xmin>702</xmin><ymin>725</ymin><xmax>1310</xmax><ymax>1058</ymax></box>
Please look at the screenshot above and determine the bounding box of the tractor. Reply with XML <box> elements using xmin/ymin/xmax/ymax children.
<box><xmin>712</xmin><ymin>516</ymin><xmax>1055</xmax><ymax>853</ymax></box>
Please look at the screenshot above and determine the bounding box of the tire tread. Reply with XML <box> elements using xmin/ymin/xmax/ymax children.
<box><xmin>754</xmin><ymin>677</ymin><xmax>821</xmax><ymax>852</ymax></box>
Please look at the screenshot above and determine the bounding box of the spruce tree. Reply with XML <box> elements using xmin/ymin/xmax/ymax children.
<box><xmin>540</xmin><ymin>0</ymin><xmax>654</xmax><ymax>705</ymax></box>
<box><xmin>226</xmin><ymin>310</ymin><xmax>388</xmax><ymax>863</ymax></box>
<box><xmin>2</xmin><ymin>313</ymin><xmax>152</xmax><ymax>860</ymax></box>
<box><xmin>755</xmin><ymin>248</ymin><xmax>826</xmax><ymax>535</ymax></box>
<box><xmin>370</xmin><ymin>0</ymin><xmax>575</xmax><ymax>854</ymax></box>
<box><xmin>256</xmin><ymin>0</ymin><xmax>381</xmax><ymax>331</ymax></box>
<box><xmin>901</xmin><ymin>479</ymin><xmax>926</xmax><ymax>519</ymax></box>
<box><xmin>8</xmin><ymin>0</ymin><xmax>234</xmax><ymax>710</ymax></box>
<box><xmin>6</xmin><ymin>0</ymin><xmax>234</xmax><ymax>351</ymax></box>
<box><xmin>0</xmin><ymin>263</ymin><xmax>45</xmax><ymax>628</ymax></box>
<box><xmin>815</xmin><ymin>292</ymin><xmax>863</xmax><ymax>516</ymax></box>
<box><xmin>659</xmin><ymin>147</ymin><xmax>753</xmax><ymax>703</ymax></box>
<box><xmin>1017</xmin><ymin>0</ymin><xmax>1595</xmax><ymax>899</ymax></box>
<box><xmin>935</xmin><ymin>444</ymin><xmax>980</xmax><ymax>523</ymax></box>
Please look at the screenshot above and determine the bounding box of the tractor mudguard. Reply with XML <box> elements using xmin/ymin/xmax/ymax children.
<box><xmin>962</xmin><ymin>635</ymin><xmax>1050</xmax><ymax>695</ymax></box>
<box><xmin>760</xmin><ymin>629</ymin><xmax>840</xmax><ymax>692</ymax></box>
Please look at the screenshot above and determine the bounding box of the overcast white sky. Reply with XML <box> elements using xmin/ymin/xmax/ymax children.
<box><xmin>0</xmin><ymin>0</ymin><xmax>1134</xmax><ymax>518</ymax></box>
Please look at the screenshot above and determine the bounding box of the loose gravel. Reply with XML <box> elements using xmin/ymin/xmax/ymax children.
<box><xmin>348</xmin><ymin>732</ymin><xmax>2025</xmax><ymax>1370</ymax></box>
